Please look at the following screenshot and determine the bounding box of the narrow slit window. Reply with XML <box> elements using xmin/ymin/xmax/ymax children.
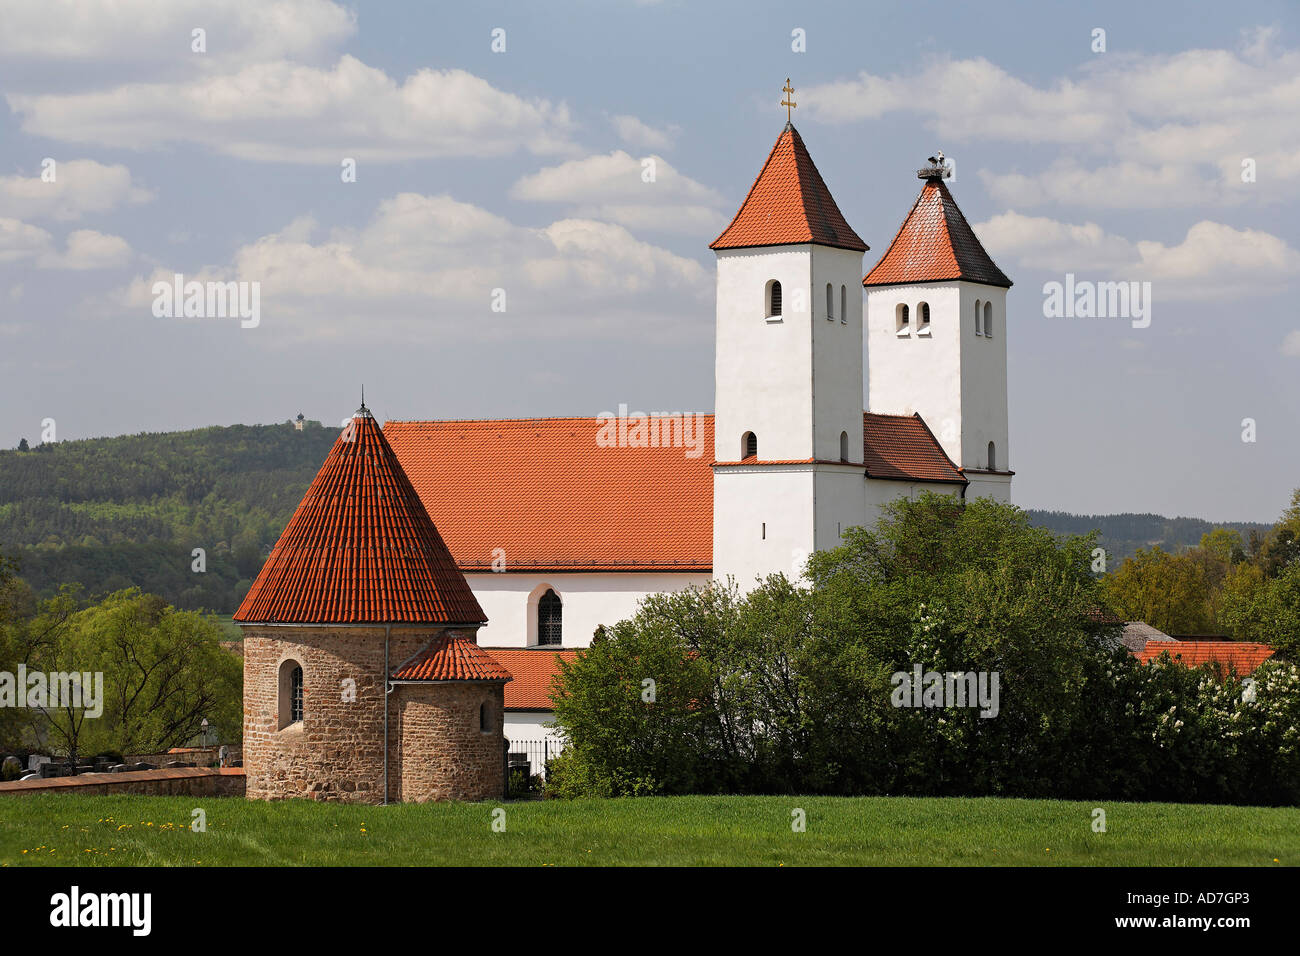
<box><xmin>538</xmin><ymin>589</ymin><xmax>563</xmax><ymax>646</ymax></box>
<box><xmin>768</xmin><ymin>280</ymin><xmax>782</xmax><ymax>318</ymax></box>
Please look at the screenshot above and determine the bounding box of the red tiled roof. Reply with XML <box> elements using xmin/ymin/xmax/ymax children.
<box><xmin>483</xmin><ymin>648</ymin><xmax>579</xmax><ymax>710</ymax></box>
<box><xmin>384</xmin><ymin>417</ymin><xmax>714</xmax><ymax>571</ymax></box>
<box><xmin>234</xmin><ymin>407</ymin><xmax>486</xmax><ymax>625</ymax></box>
<box><xmin>391</xmin><ymin>633</ymin><xmax>514</xmax><ymax>682</ymax></box>
<box><xmin>1134</xmin><ymin>641</ymin><xmax>1276</xmax><ymax>674</ymax></box>
<box><xmin>864</xmin><ymin>178</ymin><xmax>1011</xmax><ymax>288</ymax></box>
<box><xmin>711</xmin><ymin>124</ymin><xmax>868</xmax><ymax>253</ymax></box>
<box><xmin>863</xmin><ymin>413</ymin><xmax>965</xmax><ymax>483</ymax></box>
<box><xmin>385</xmin><ymin>412</ymin><xmax>966</xmax><ymax>570</ymax></box>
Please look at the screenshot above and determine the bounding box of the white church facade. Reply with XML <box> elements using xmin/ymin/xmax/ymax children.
<box><xmin>381</xmin><ymin>122</ymin><xmax>1015</xmax><ymax>744</ymax></box>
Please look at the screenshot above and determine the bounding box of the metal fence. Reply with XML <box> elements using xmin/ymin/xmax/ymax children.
<box><xmin>506</xmin><ymin>738</ymin><xmax>565</xmax><ymax>780</ymax></box>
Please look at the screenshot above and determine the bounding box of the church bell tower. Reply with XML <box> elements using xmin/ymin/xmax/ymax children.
<box><xmin>710</xmin><ymin>108</ymin><xmax>869</xmax><ymax>587</ymax></box>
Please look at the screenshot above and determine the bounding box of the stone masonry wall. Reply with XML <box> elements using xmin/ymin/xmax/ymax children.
<box><xmin>392</xmin><ymin>682</ymin><xmax>506</xmax><ymax>803</ymax></box>
<box><xmin>242</xmin><ymin>625</ymin><xmax>502</xmax><ymax>803</ymax></box>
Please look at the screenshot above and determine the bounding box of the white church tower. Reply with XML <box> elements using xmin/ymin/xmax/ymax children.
<box><xmin>863</xmin><ymin>159</ymin><xmax>1014</xmax><ymax>502</ymax></box>
<box><xmin>710</xmin><ymin>122</ymin><xmax>870</xmax><ymax>586</ymax></box>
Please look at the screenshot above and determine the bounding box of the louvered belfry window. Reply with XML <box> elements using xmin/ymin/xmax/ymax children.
<box><xmin>769</xmin><ymin>281</ymin><xmax>782</xmax><ymax>316</ymax></box>
<box><xmin>538</xmin><ymin>589</ymin><xmax>563</xmax><ymax>646</ymax></box>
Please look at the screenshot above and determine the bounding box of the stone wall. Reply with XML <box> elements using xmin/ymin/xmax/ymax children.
<box><xmin>242</xmin><ymin>625</ymin><xmax>503</xmax><ymax>803</ymax></box>
<box><xmin>0</xmin><ymin>767</ymin><xmax>245</xmax><ymax>798</ymax></box>
<box><xmin>392</xmin><ymin>682</ymin><xmax>505</xmax><ymax>802</ymax></box>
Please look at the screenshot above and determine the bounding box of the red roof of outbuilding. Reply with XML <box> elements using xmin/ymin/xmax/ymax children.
<box><xmin>483</xmin><ymin>647</ymin><xmax>579</xmax><ymax>710</ymax></box>
<box><xmin>391</xmin><ymin>633</ymin><xmax>513</xmax><ymax>682</ymax></box>
<box><xmin>863</xmin><ymin>413</ymin><xmax>965</xmax><ymax>483</ymax></box>
<box><xmin>711</xmin><ymin>124</ymin><xmax>868</xmax><ymax>253</ymax></box>
<box><xmin>234</xmin><ymin>407</ymin><xmax>486</xmax><ymax>625</ymax></box>
<box><xmin>1135</xmin><ymin>641</ymin><xmax>1276</xmax><ymax>674</ymax></box>
<box><xmin>864</xmin><ymin>178</ymin><xmax>1011</xmax><ymax>288</ymax></box>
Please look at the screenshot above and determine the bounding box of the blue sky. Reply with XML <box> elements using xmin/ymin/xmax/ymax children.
<box><xmin>0</xmin><ymin>0</ymin><xmax>1297</xmax><ymax>522</ymax></box>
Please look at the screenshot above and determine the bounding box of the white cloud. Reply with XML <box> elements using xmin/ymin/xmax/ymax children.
<box><xmin>976</xmin><ymin>212</ymin><xmax>1300</xmax><ymax>299</ymax></box>
<box><xmin>0</xmin><ymin>218</ymin><xmax>52</xmax><ymax>264</ymax></box>
<box><xmin>510</xmin><ymin>151</ymin><xmax>726</xmax><ymax>233</ymax></box>
<box><xmin>41</xmin><ymin>230</ymin><xmax>133</xmax><ymax>269</ymax></box>
<box><xmin>804</xmin><ymin>31</ymin><xmax>1300</xmax><ymax>207</ymax></box>
<box><xmin>611</xmin><ymin>114</ymin><xmax>679</xmax><ymax>151</ymax></box>
<box><xmin>0</xmin><ymin>160</ymin><xmax>153</xmax><ymax>221</ymax></box>
<box><xmin>0</xmin><ymin>0</ymin><xmax>355</xmax><ymax>67</ymax></box>
<box><xmin>8</xmin><ymin>58</ymin><xmax>577</xmax><ymax>163</ymax></box>
<box><xmin>117</xmin><ymin>192</ymin><xmax>709</xmax><ymax>340</ymax></box>
<box><xmin>1283</xmin><ymin>330</ymin><xmax>1300</xmax><ymax>358</ymax></box>
<box><xmin>0</xmin><ymin>218</ymin><xmax>132</xmax><ymax>269</ymax></box>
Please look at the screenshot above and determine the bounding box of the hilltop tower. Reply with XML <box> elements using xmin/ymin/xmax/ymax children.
<box><xmin>863</xmin><ymin>161</ymin><xmax>1014</xmax><ymax>501</ymax></box>
<box><xmin>234</xmin><ymin>402</ymin><xmax>511</xmax><ymax>803</ymax></box>
<box><xmin>710</xmin><ymin>123</ymin><xmax>869</xmax><ymax>585</ymax></box>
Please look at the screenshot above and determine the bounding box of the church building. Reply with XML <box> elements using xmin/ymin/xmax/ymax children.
<box><xmin>236</xmin><ymin>118</ymin><xmax>1015</xmax><ymax>795</ymax></box>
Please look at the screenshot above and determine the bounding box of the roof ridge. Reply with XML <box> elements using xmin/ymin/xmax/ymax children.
<box><xmin>385</xmin><ymin>414</ymin><xmax>718</xmax><ymax>427</ymax></box>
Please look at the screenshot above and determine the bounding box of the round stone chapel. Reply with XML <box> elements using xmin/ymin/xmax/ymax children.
<box><xmin>233</xmin><ymin>402</ymin><xmax>511</xmax><ymax>803</ymax></box>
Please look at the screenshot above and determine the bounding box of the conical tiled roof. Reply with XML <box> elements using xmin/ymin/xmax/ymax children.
<box><xmin>390</xmin><ymin>633</ymin><xmax>513</xmax><ymax>682</ymax></box>
<box><xmin>233</xmin><ymin>405</ymin><xmax>487</xmax><ymax>625</ymax></box>
<box><xmin>864</xmin><ymin>177</ymin><xmax>1011</xmax><ymax>288</ymax></box>
<box><xmin>711</xmin><ymin>123</ymin><xmax>868</xmax><ymax>253</ymax></box>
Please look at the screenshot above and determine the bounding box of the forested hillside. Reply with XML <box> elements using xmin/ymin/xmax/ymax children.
<box><xmin>1025</xmin><ymin>510</ymin><xmax>1271</xmax><ymax>565</ymax></box>
<box><xmin>0</xmin><ymin>422</ymin><xmax>335</xmax><ymax>612</ymax></box>
<box><xmin>0</xmin><ymin>422</ymin><xmax>1272</xmax><ymax>614</ymax></box>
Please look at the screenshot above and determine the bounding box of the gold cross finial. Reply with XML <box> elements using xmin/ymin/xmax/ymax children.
<box><xmin>781</xmin><ymin>78</ymin><xmax>796</xmax><ymax>123</ymax></box>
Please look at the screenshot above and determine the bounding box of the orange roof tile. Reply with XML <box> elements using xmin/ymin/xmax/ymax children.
<box><xmin>384</xmin><ymin>416</ymin><xmax>714</xmax><ymax>571</ymax></box>
<box><xmin>711</xmin><ymin>123</ymin><xmax>868</xmax><ymax>253</ymax></box>
<box><xmin>234</xmin><ymin>406</ymin><xmax>486</xmax><ymax>625</ymax></box>
<box><xmin>385</xmin><ymin>412</ymin><xmax>966</xmax><ymax>570</ymax></box>
<box><xmin>391</xmin><ymin>633</ymin><xmax>514</xmax><ymax>682</ymax></box>
<box><xmin>863</xmin><ymin>413</ymin><xmax>965</xmax><ymax>483</ymax></box>
<box><xmin>1134</xmin><ymin>641</ymin><xmax>1276</xmax><ymax>674</ymax></box>
<box><xmin>483</xmin><ymin>648</ymin><xmax>579</xmax><ymax>710</ymax></box>
<box><xmin>864</xmin><ymin>177</ymin><xmax>1011</xmax><ymax>288</ymax></box>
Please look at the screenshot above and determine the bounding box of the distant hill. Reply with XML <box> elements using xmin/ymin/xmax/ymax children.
<box><xmin>1026</xmin><ymin>510</ymin><xmax>1271</xmax><ymax>565</ymax></box>
<box><xmin>0</xmin><ymin>422</ymin><xmax>1269</xmax><ymax>613</ymax></box>
<box><xmin>0</xmin><ymin>421</ymin><xmax>335</xmax><ymax>612</ymax></box>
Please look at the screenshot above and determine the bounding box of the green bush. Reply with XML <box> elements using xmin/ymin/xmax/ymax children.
<box><xmin>548</xmin><ymin>494</ymin><xmax>1300</xmax><ymax>804</ymax></box>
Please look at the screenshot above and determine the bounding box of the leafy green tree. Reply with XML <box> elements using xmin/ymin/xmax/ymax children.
<box><xmin>6</xmin><ymin>587</ymin><xmax>241</xmax><ymax>763</ymax></box>
<box><xmin>548</xmin><ymin>604</ymin><xmax>715</xmax><ymax>797</ymax></box>
<box><xmin>1103</xmin><ymin>546</ymin><xmax>1223</xmax><ymax>634</ymax></box>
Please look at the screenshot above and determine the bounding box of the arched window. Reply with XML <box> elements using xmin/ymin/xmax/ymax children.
<box><xmin>538</xmin><ymin>589</ymin><xmax>563</xmax><ymax>646</ymax></box>
<box><xmin>767</xmin><ymin>280</ymin><xmax>782</xmax><ymax>318</ymax></box>
<box><xmin>742</xmin><ymin>431</ymin><xmax>758</xmax><ymax>459</ymax></box>
<box><xmin>278</xmin><ymin>659</ymin><xmax>304</xmax><ymax>730</ymax></box>
<box><xmin>840</xmin><ymin>285</ymin><xmax>847</xmax><ymax>324</ymax></box>
<box><xmin>975</xmin><ymin>298</ymin><xmax>983</xmax><ymax>336</ymax></box>
<box><xmin>839</xmin><ymin>430</ymin><xmax>849</xmax><ymax>462</ymax></box>
<box><xmin>896</xmin><ymin>302</ymin><xmax>910</xmax><ymax>334</ymax></box>
<box><xmin>826</xmin><ymin>282</ymin><xmax>834</xmax><ymax>320</ymax></box>
<box><xmin>988</xmin><ymin>441</ymin><xmax>997</xmax><ymax>471</ymax></box>
<box><xmin>479</xmin><ymin>701</ymin><xmax>492</xmax><ymax>733</ymax></box>
<box><xmin>918</xmin><ymin>301</ymin><xmax>931</xmax><ymax>331</ymax></box>
<box><xmin>984</xmin><ymin>301</ymin><xmax>993</xmax><ymax>338</ymax></box>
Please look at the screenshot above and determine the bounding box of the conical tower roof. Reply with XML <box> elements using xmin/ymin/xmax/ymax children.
<box><xmin>234</xmin><ymin>404</ymin><xmax>487</xmax><ymax>625</ymax></box>
<box><xmin>864</xmin><ymin>174</ymin><xmax>1011</xmax><ymax>288</ymax></box>
<box><xmin>710</xmin><ymin>124</ymin><xmax>868</xmax><ymax>253</ymax></box>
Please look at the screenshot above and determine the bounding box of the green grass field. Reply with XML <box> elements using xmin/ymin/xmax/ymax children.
<box><xmin>1</xmin><ymin>794</ymin><xmax>1295</xmax><ymax>866</ymax></box>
